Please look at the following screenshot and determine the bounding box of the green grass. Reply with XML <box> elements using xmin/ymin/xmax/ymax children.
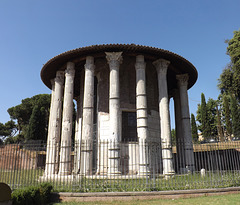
<box><xmin>52</xmin><ymin>193</ymin><xmax>240</xmax><ymax>205</ymax></box>
<box><xmin>1</xmin><ymin>169</ymin><xmax>240</xmax><ymax>193</ymax></box>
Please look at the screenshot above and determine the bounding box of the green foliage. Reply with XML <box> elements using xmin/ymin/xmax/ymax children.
<box><xmin>26</xmin><ymin>105</ymin><xmax>47</xmax><ymax>141</ymax></box>
<box><xmin>191</xmin><ymin>113</ymin><xmax>198</xmax><ymax>142</ymax></box>
<box><xmin>196</xmin><ymin>94</ymin><xmax>218</xmax><ymax>139</ymax></box>
<box><xmin>206</xmin><ymin>98</ymin><xmax>218</xmax><ymax>137</ymax></box>
<box><xmin>218</xmin><ymin>29</ymin><xmax>240</xmax><ymax>100</ymax></box>
<box><xmin>7</xmin><ymin>94</ymin><xmax>51</xmax><ymax>142</ymax></box>
<box><xmin>227</xmin><ymin>30</ymin><xmax>240</xmax><ymax>70</ymax></box>
<box><xmin>223</xmin><ymin>95</ymin><xmax>232</xmax><ymax>137</ymax></box>
<box><xmin>11</xmin><ymin>183</ymin><xmax>53</xmax><ymax>205</ymax></box>
<box><xmin>0</xmin><ymin>120</ymin><xmax>17</xmax><ymax>140</ymax></box>
<box><xmin>171</xmin><ymin>129</ymin><xmax>176</xmax><ymax>146</ymax></box>
<box><xmin>216</xmin><ymin>104</ymin><xmax>224</xmax><ymax>142</ymax></box>
<box><xmin>230</xmin><ymin>95</ymin><xmax>240</xmax><ymax>137</ymax></box>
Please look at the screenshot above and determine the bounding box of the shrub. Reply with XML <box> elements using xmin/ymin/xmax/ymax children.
<box><xmin>11</xmin><ymin>183</ymin><xmax>53</xmax><ymax>205</ymax></box>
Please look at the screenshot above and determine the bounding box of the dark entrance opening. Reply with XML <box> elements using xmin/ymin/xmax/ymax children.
<box><xmin>122</xmin><ymin>111</ymin><xmax>137</xmax><ymax>142</ymax></box>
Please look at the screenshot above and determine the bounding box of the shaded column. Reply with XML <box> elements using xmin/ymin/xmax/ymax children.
<box><xmin>176</xmin><ymin>74</ymin><xmax>195</xmax><ymax>172</ymax></box>
<box><xmin>74</xmin><ymin>96</ymin><xmax>81</xmax><ymax>174</ymax></box>
<box><xmin>135</xmin><ymin>55</ymin><xmax>150</xmax><ymax>176</ymax></box>
<box><xmin>45</xmin><ymin>71</ymin><xmax>64</xmax><ymax>175</ymax></box>
<box><xmin>173</xmin><ymin>89</ymin><xmax>186</xmax><ymax>173</ymax></box>
<box><xmin>59</xmin><ymin>62</ymin><xmax>75</xmax><ymax>175</ymax></box>
<box><xmin>106</xmin><ymin>52</ymin><xmax>122</xmax><ymax>175</ymax></box>
<box><xmin>80</xmin><ymin>56</ymin><xmax>95</xmax><ymax>175</ymax></box>
<box><xmin>153</xmin><ymin>59</ymin><xmax>175</xmax><ymax>176</ymax></box>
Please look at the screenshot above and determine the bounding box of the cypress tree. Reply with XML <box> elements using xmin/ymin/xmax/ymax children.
<box><xmin>191</xmin><ymin>113</ymin><xmax>198</xmax><ymax>143</ymax></box>
<box><xmin>216</xmin><ymin>105</ymin><xmax>224</xmax><ymax>141</ymax></box>
<box><xmin>230</xmin><ymin>95</ymin><xmax>240</xmax><ymax>138</ymax></box>
<box><xmin>26</xmin><ymin>105</ymin><xmax>47</xmax><ymax>141</ymax></box>
<box><xmin>201</xmin><ymin>93</ymin><xmax>211</xmax><ymax>139</ymax></box>
<box><xmin>223</xmin><ymin>95</ymin><xmax>232</xmax><ymax>138</ymax></box>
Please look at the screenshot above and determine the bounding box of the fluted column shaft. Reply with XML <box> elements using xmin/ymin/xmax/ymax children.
<box><xmin>135</xmin><ymin>55</ymin><xmax>150</xmax><ymax>176</ymax></box>
<box><xmin>59</xmin><ymin>62</ymin><xmax>75</xmax><ymax>175</ymax></box>
<box><xmin>153</xmin><ymin>59</ymin><xmax>175</xmax><ymax>176</ymax></box>
<box><xmin>80</xmin><ymin>56</ymin><xmax>95</xmax><ymax>175</ymax></box>
<box><xmin>106</xmin><ymin>52</ymin><xmax>123</xmax><ymax>175</ymax></box>
<box><xmin>45</xmin><ymin>71</ymin><xmax>64</xmax><ymax>175</ymax></box>
<box><xmin>176</xmin><ymin>74</ymin><xmax>195</xmax><ymax>172</ymax></box>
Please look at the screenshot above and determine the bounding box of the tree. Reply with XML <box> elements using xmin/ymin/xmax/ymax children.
<box><xmin>7</xmin><ymin>94</ymin><xmax>51</xmax><ymax>141</ymax></box>
<box><xmin>230</xmin><ymin>95</ymin><xmax>240</xmax><ymax>138</ymax></box>
<box><xmin>0</xmin><ymin>120</ymin><xmax>17</xmax><ymax>140</ymax></box>
<box><xmin>223</xmin><ymin>95</ymin><xmax>232</xmax><ymax>138</ymax></box>
<box><xmin>197</xmin><ymin>93</ymin><xmax>211</xmax><ymax>139</ymax></box>
<box><xmin>26</xmin><ymin>105</ymin><xmax>47</xmax><ymax>141</ymax></box>
<box><xmin>171</xmin><ymin>129</ymin><xmax>176</xmax><ymax>146</ymax></box>
<box><xmin>191</xmin><ymin>113</ymin><xmax>198</xmax><ymax>143</ymax></box>
<box><xmin>216</xmin><ymin>104</ymin><xmax>224</xmax><ymax>142</ymax></box>
<box><xmin>226</xmin><ymin>30</ymin><xmax>240</xmax><ymax>71</ymax></box>
<box><xmin>218</xmin><ymin>65</ymin><xmax>234</xmax><ymax>95</ymax></box>
<box><xmin>218</xmin><ymin>29</ymin><xmax>240</xmax><ymax>100</ymax></box>
<box><xmin>206</xmin><ymin>98</ymin><xmax>218</xmax><ymax>137</ymax></box>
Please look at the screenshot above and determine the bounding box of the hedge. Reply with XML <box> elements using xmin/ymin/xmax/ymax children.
<box><xmin>11</xmin><ymin>183</ymin><xmax>53</xmax><ymax>205</ymax></box>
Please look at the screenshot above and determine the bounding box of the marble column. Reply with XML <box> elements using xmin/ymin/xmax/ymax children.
<box><xmin>80</xmin><ymin>56</ymin><xmax>95</xmax><ymax>175</ymax></box>
<box><xmin>153</xmin><ymin>59</ymin><xmax>175</xmax><ymax>176</ymax></box>
<box><xmin>106</xmin><ymin>52</ymin><xmax>122</xmax><ymax>175</ymax></box>
<box><xmin>59</xmin><ymin>62</ymin><xmax>75</xmax><ymax>175</ymax></box>
<box><xmin>135</xmin><ymin>55</ymin><xmax>150</xmax><ymax>176</ymax></box>
<box><xmin>45</xmin><ymin>71</ymin><xmax>64</xmax><ymax>175</ymax></box>
<box><xmin>173</xmin><ymin>89</ymin><xmax>186</xmax><ymax>173</ymax></box>
<box><xmin>176</xmin><ymin>74</ymin><xmax>195</xmax><ymax>172</ymax></box>
<box><xmin>74</xmin><ymin>96</ymin><xmax>81</xmax><ymax>174</ymax></box>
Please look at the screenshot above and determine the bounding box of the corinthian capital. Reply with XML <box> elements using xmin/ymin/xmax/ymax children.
<box><xmin>176</xmin><ymin>74</ymin><xmax>189</xmax><ymax>87</ymax></box>
<box><xmin>135</xmin><ymin>55</ymin><xmax>146</xmax><ymax>70</ymax></box>
<box><xmin>153</xmin><ymin>59</ymin><xmax>170</xmax><ymax>75</ymax></box>
<box><xmin>105</xmin><ymin>52</ymin><xmax>123</xmax><ymax>68</ymax></box>
<box><xmin>65</xmin><ymin>62</ymin><xmax>75</xmax><ymax>76</ymax></box>
<box><xmin>84</xmin><ymin>56</ymin><xmax>95</xmax><ymax>72</ymax></box>
<box><xmin>55</xmin><ymin>71</ymin><xmax>65</xmax><ymax>85</ymax></box>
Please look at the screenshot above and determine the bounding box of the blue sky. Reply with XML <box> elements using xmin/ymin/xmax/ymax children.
<box><xmin>0</xmin><ymin>0</ymin><xmax>240</xmax><ymax>126</ymax></box>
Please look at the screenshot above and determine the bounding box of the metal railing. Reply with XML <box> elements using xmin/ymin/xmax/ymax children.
<box><xmin>1</xmin><ymin>140</ymin><xmax>240</xmax><ymax>192</ymax></box>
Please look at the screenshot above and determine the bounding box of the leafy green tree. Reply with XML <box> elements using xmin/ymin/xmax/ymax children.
<box><xmin>191</xmin><ymin>113</ymin><xmax>198</xmax><ymax>143</ymax></box>
<box><xmin>218</xmin><ymin>30</ymin><xmax>240</xmax><ymax>100</ymax></box>
<box><xmin>218</xmin><ymin>65</ymin><xmax>234</xmax><ymax>95</ymax></box>
<box><xmin>230</xmin><ymin>95</ymin><xmax>240</xmax><ymax>138</ymax></box>
<box><xmin>0</xmin><ymin>120</ymin><xmax>17</xmax><ymax>140</ymax></box>
<box><xmin>227</xmin><ymin>30</ymin><xmax>240</xmax><ymax>71</ymax></box>
<box><xmin>7</xmin><ymin>94</ymin><xmax>51</xmax><ymax>141</ymax></box>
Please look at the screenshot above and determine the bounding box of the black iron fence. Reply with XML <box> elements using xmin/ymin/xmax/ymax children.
<box><xmin>1</xmin><ymin>140</ymin><xmax>240</xmax><ymax>192</ymax></box>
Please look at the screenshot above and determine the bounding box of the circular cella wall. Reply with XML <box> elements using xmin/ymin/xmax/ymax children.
<box><xmin>41</xmin><ymin>44</ymin><xmax>198</xmax><ymax>177</ymax></box>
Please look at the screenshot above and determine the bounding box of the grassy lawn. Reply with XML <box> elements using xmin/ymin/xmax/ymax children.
<box><xmin>52</xmin><ymin>193</ymin><xmax>240</xmax><ymax>205</ymax></box>
<box><xmin>1</xmin><ymin>169</ymin><xmax>240</xmax><ymax>192</ymax></box>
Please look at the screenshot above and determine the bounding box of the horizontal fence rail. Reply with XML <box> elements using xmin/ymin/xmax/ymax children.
<box><xmin>1</xmin><ymin>140</ymin><xmax>240</xmax><ymax>192</ymax></box>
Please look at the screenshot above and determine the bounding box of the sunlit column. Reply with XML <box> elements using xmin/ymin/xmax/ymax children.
<box><xmin>45</xmin><ymin>71</ymin><xmax>64</xmax><ymax>175</ymax></box>
<box><xmin>106</xmin><ymin>52</ymin><xmax>123</xmax><ymax>175</ymax></box>
<box><xmin>59</xmin><ymin>62</ymin><xmax>75</xmax><ymax>175</ymax></box>
<box><xmin>135</xmin><ymin>55</ymin><xmax>150</xmax><ymax>176</ymax></box>
<box><xmin>80</xmin><ymin>56</ymin><xmax>95</xmax><ymax>175</ymax></box>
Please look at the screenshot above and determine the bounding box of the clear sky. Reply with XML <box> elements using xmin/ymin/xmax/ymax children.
<box><xmin>0</xmin><ymin>0</ymin><xmax>240</xmax><ymax>126</ymax></box>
